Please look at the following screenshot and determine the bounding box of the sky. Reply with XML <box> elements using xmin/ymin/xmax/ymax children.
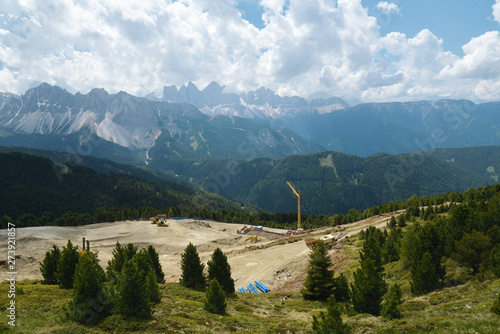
<box><xmin>0</xmin><ymin>0</ymin><xmax>500</xmax><ymax>103</ymax></box>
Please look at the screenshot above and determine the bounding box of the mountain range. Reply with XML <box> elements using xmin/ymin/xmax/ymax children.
<box><xmin>1</xmin><ymin>82</ymin><xmax>500</xmax><ymax>215</ymax></box>
<box><xmin>144</xmin><ymin>81</ymin><xmax>350</xmax><ymax>120</ymax></box>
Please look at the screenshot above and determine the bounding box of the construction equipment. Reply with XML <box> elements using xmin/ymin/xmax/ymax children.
<box><xmin>150</xmin><ymin>214</ymin><xmax>167</xmax><ymax>224</ymax></box>
<box><xmin>305</xmin><ymin>234</ymin><xmax>336</xmax><ymax>250</ymax></box>
<box><xmin>244</xmin><ymin>236</ymin><xmax>258</xmax><ymax>243</ymax></box>
<box><xmin>156</xmin><ymin>217</ymin><xmax>169</xmax><ymax>227</ymax></box>
<box><xmin>79</xmin><ymin>237</ymin><xmax>99</xmax><ymax>258</ymax></box>
<box><xmin>286</xmin><ymin>181</ymin><xmax>302</xmax><ymax>230</ymax></box>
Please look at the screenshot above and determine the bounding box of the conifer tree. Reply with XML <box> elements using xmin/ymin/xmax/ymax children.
<box><xmin>359</xmin><ymin>235</ymin><xmax>383</xmax><ymax>272</ymax></box>
<box><xmin>132</xmin><ymin>250</ymin><xmax>161</xmax><ymax>303</ymax></box>
<box><xmin>146</xmin><ymin>268</ymin><xmax>161</xmax><ymax>303</ymax></box>
<box><xmin>382</xmin><ymin>228</ymin><xmax>402</xmax><ymax>264</ymax></box>
<box><xmin>453</xmin><ymin>230</ymin><xmax>491</xmax><ymax>274</ymax></box>
<box><xmin>312</xmin><ymin>297</ymin><xmax>351</xmax><ymax>334</ymax></box>
<box><xmin>381</xmin><ymin>283</ymin><xmax>403</xmax><ymax>320</ymax></box>
<box><xmin>147</xmin><ymin>245</ymin><xmax>165</xmax><ymax>283</ymax></box>
<box><xmin>204</xmin><ymin>278</ymin><xmax>226</xmax><ymax>315</ymax></box>
<box><xmin>107</xmin><ymin>242</ymin><xmax>137</xmax><ymax>283</ymax></box>
<box><xmin>40</xmin><ymin>245</ymin><xmax>61</xmax><ymax>284</ymax></box>
<box><xmin>388</xmin><ymin>216</ymin><xmax>397</xmax><ymax>228</ymax></box>
<box><xmin>350</xmin><ymin>257</ymin><xmax>387</xmax><ymax>315</ymax></box>
<box><xmin>207</xmin><ymin>248</ymin><xmax>234</xmax><ymax>294</ymax></box>
<box><xmin>68</xmin><ymin>253</ymin><xmax>110</xmax><ymax>323</ymax></box>
<box><xmin>115</xmin><ymin>259</ymin><xmax>151</xmax><ymax>319</ymax></box>
<box><xmin>56</xmin><ymin>240</ymin><xmax>80</xmax><ymax>289</ymax></box>
<box><xmin>410</xmin><ymin>252</ymin><xmax>439</xmax><ymax>295</ymax></box>
<box><xmin>333</xmin><ymin>273</ymin><xmax>350</xmax><ymax>303</ymax></box>
<box><xmin>301</xmin><ymin>240</ymin><xmax>335</xmax><ymax>301</ymax></box>
<box><xmin>180</xmin><ymin>242</ymin><xmax>206</xmax><ymax>288</ymax></box>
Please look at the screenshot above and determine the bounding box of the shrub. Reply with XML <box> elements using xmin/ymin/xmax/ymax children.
<box><xmin>56</xmin><ymin>240</ymin><xmax>80</xmax><ymax>289</ymax></box>
<box><xmin>312</xmin><ymin>297</ymin><xmax>351</xmax><ymax>334</ymax></box>
<box><xmin>40</xmin><ymin>245</ymin><xmax>61</xmax><ymax>285</ymax></box>
<box><xmin>204</xmin><ymin>279</ymin><xmax>226</xmax><ymax>315</ymax></box>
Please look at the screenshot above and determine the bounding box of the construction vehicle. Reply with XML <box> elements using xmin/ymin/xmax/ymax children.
<box><xmin>244</xmin><ymin>236</ymin><xmax>258</xmax><ymax>243</ymax></box>
<box><xmin>150</xmin><ymin>214</ymin><xmax>167</xmax><ymax>224</ymax></box>
<box><xmin>156</xmin><ymin>217</ymin><xmax>169</xmax><ymax>227</ymax></box>
<box><xmin>305</xmin><ymin>232</ymin><xmax>347</xmax><ymax>250</ymax></box>
<box><xmin>79</xmin><ymin>237</ymin><xmax>99</xmax><ymax>258</ymax></box>
<box><xmin>287</xmin><ymin>181</ymin><xmax>302</xmax><ymax>230</ymax></box>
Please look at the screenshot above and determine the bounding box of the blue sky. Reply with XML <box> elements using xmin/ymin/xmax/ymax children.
<box><xmin>0</xmin><ymin>0</ymin><xmax>499</xmax><ymax>103</ymax></box>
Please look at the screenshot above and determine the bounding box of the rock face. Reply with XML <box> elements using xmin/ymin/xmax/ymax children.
<box><xmin>0</xmin><ymin>83</ymin><xmax>324</xmax><ymax>162</ymax></box>
<box><xmin>149</xmin><ymin>81</ymin><xmax>350</xmax><ymax>120</ymax></box>
<box><xmin>0</xmin><ymin>83</ymin><xmax>205</xmax><ymax>149</ymax></box>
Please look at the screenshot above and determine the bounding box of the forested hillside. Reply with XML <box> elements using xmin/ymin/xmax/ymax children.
<box><xmin>176</xmin><ymin>147</ymin><xmax>500</xmax><ymax>215</ymax></box>
<box><xmin>0</xmin><ymin>152</ymin><xmax>251</xmax><ymax>226</ymax></box>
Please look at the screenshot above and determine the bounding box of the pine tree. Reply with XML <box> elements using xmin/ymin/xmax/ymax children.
<box><xmin>207</xmin><ymin>248</ymin><xmax>235</xmax><ymax>294</ymax></box>
<box><xmin>68</xmin><ymin>253</ymin><xmax>110</xmax><ymax>323</ymax></box>
<box><xmin>388</xmin><ymin>216</ymin><xmax>397</xmax><ymax>228</ymax></box>
<box><xmin>312</xmin><ymin>297</ymin><xmax>351</xmax><ymax>334</ymax></box>
<box><xmin>301</xmin><ymin>240</ymin><xmax>335</xmax><ymax>301</ymax></box>
<box><xmin>360</xmin><ymin>235</ymin><xmax>383</xmax><ymax>272</ymax></box>
<box><xmin>453</xmin><ymin>230</ymin><xmax>491</xmax><ymax>274</ymax></box>
<box><xmin>107</xmin><ymin>242</ymin><xmax>137</xmax><ymax>283</ymax></box>
<box><xmin>382</xmin><ymin>228</ymin><xmax>402</xmax><ymax>264</ymax></box>
<box><xmin>147</xmin><ymin>245</ymin><xmax>165</xmax><ymax>283</ymax></box>
<box><xmin>180</xmin><ymin>243</ymin><xmax>206</xmax><ymax>288</ymax></box>
<box><xmin>411</xmin><ymin>252</ymin><xmax>439</xmax><ymax>295</ymax></box>
<box><xmin>204</xmin><ymin>278</ymin><xmax>226</xmax><ymax>315</ymax></box>
<box><xmin>115</xmin><ymin>259</ymin><xmax>151</xmax><ymax>319</ymax></box>
<box><xmin>333</xmin><ymin>273</ymin><xmax>350</xmax><ymax>303</ymax></box>
<box><xmin>56</xmin><ymin>240</ymin><xmax>80</xmax><ymax>289</ymax></box>
<box><xmin>40</xmin><ymin>245</ymin><xmax>61</xmax><ymax>284</ymax></box>
<box><xmin>350</xmin><ymin>257</ymin><xmax>387</xmax><ymax>315</ymax></box>
<box><xmin>146</xmin><ymin>269</ymin><xmax>161</xmax><ymax>303</ymax></box>
<box><xmin>397</xmin><ymin>214</ymin><xmax>406</xmax><ymax>227</ymax></box>
<box><xmin>381</xmin><ymin>283</ymin><xmax>403</xmax><ymax>320</ymax></box>
<box><xmin>132</xmin><ymin>250</ymin><xmax>161</xmax><ymax>303</ymax></box>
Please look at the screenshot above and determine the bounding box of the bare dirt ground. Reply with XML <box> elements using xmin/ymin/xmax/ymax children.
<box><xmin>0</xmin><ymin>212</ymin><xmax>403</xmax><ymax>291</ymax></box>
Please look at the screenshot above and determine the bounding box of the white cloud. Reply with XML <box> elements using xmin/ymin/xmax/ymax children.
<box><xmin>376</xmin><ymin>1</ymin><xmax>400</xmax><ymax>15</ymax></box>
<box><xmin>0</xmin><ymin>0</ymin><xmax>498</xmax><ymax>102</ymax></box>
<box><xmin>494</xmin><ymin>0</ymin><xmax>500</xmax><ymax>23</ymax></box>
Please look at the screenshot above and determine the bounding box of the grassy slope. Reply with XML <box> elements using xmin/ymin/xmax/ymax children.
<box><xmin>1</xmin><ymin>222</ymin><xmax>499</xmax><ymax>333</ymax></box>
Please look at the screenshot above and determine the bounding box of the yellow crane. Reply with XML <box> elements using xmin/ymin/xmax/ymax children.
<box><xmin>286</xmin><ymin>181</ymin><xmax>302</xmax><ymax>230</ymax></box>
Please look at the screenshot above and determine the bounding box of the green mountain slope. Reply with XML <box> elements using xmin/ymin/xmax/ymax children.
<box><xmin>178</xmin><ymin>147</ymin><xmax>500</xmax><ymax>215</ymax></box>
<box><xmin>0</xmin><ymin>152</ymin><xmax>251</xmax><ymax>220</ymax></box>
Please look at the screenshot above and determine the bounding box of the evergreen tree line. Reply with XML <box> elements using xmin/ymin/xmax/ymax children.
<box><xmin>40</xmin><ymin>240</ymin><xmax>237</xmax><ymax>321</ymax></box>
<box><xmin>306</xmin><ymin>189</ymin><xmax>500</xmax><ymax>333</ymax></box>
<box><xmin>40</xmin><ymin>241</ymin><xmax>165</xmax><ymax>322</ymax></box>
<box><xmin>4</xmin><ymin>184</ymin><xmax>500</xmax><ymax>230</ymax></box>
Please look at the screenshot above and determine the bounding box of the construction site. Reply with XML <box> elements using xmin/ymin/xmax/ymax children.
<box><xmin>0</xmin><ymin>211</ymin><xmax>399</xmax><ymax>290</ymax></box>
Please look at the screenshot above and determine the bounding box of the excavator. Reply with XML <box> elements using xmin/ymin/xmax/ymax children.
<box><xmin>244</xmin><ymin>236</ymin><xmax>258</xmax><ymax>243</ymax></box>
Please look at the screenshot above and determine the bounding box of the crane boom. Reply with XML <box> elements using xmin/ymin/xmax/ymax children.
<box><xmin>286</xmin><ymin>181</ymin><xmax>301</xmax><ymax>230</ymax></box>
